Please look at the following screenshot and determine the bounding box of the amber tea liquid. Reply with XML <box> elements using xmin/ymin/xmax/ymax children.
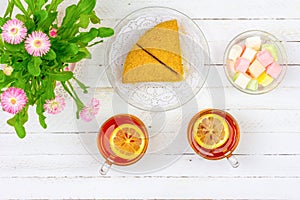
<box><xmin>97</xmin><ymin>114</ymin><xmax>148</xmax><ymax>166</ymax></box>
<box><xmin>187</xmin><ymin>109</ymin><xmax>240</xmax><ymax>160</ymax></box>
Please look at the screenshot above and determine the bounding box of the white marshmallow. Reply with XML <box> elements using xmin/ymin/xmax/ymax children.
<box><xmin>241</xmin><ymin>47</ymin><xmax>257</xmax><ymax>62</ymax></box>
<box><xmin>245</xmin><ymin>36</ymin><xmax>261</xmax><ymax>51</ymax></box>
<box><xmin>226</xmin><ymin>59</ymin><xmax>236</xmax><ymax>77</ymax></box>
<box><xmin>228</xmin><ymin>45</ymin><xmax>243</xmax><ymax>60</ymax></box>
<box><xmin>234</xmin><ymin>72</ymin><xmax>252</xmax><ymax>89</ymax></box>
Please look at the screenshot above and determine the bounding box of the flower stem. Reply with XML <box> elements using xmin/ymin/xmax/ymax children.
<box><xmin>61</xmin><ymin>81</ymin><xmax>85</xmax><ymax>119</ymax></box>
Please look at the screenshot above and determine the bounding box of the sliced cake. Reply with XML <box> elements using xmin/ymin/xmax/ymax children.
<box><xmin>122</xmin><ymin>19</ymin><xmax>184</xmax><ymax>83</ymax></box>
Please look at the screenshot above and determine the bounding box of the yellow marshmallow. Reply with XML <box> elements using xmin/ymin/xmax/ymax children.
<box><xmin>257</xmin><ymin>72</ymin><xmax>274</xmax><ymax>87</ymax></box>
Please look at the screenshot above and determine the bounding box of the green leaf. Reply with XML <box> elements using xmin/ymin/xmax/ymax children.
<box><xmin>90</xmin><ymin>11</ymin><xmax>100</xmax><ymax>24</ymax></box>
<box><xmin>64</xmin><ymin>43</ymin><xmax>79</xmax><ymax>55</ymax></box>
<box><xmin>87</xmin><ymin>40</ymin><xmax>103</xmax><ymax>47</ymax></box>
<box><xmin>13</xmin><ymin>0</ymin><xmax>28</xmax><ymax>16</ymax></box>
<box><xmin>0</xmin><ymin>53</ymin><xmax>11</xmax><ymax>63</ymax></box>
<box><xmin>36</xmin><ymin>99</ymin><xmax>47</xmax><ymax>129</ymax></box>
<box><xmin>15</xmin><ymin>79</ymin><xmax>26</xmax><ymax>90</ymax></box>
<box><xmin>77</xmin><ymin>0</ymin><xmax>96</xmax><ymax>15</ymax></box>
<box><xmin>35</xmin><ymin>0</ymin><xmax>46</xmax><ymax>11</ymax></box>
<box><xmin>7</xmin><ymin>109</ymin><xmax>28</xmax><ymax>139</ymax></box>
<box><xmin>46</xmin><ymin>0</ymin><xmax>64</xmax><ymax>12</ymax></box>
<box><xmin>98</xmin><ymin>27</ymin><xmax>114</xmax><ymax>38</ymax></box>
<box><xmin>43</xmin><ymin>49</ymin><xmax>56</xmax><ymax>60</ymax></box>
<box><xmin>14</xmin><ymin>123</ymin><xmax>26</xmax><ymax>138</ymax></box>
<box><xmin>41</xmin><ymin>12</ymin><xmax>57</xmax><ymax>29</ymax></box>
<box><xmin>71</xmin><ymin>28</ymin><xmax>98</xmax><ymax>43</ymax></box>
<box><xmin>40</xmin><ymin>75</ymin><xmax>55</xmax><ymax>100</ymax></box>
<box><xmin>13</xmin><ymin>61</ymin><xmax>26</xmax><ymax>70</ymax></box>
<box><xmin>48</xmin><ymin>71</ymin><xmax>73</xmax><ymax>81</ymax></box>
<box><xmin>0</xmin><ymin>71</ymin><xmax>6</xmax><ymax>83</ymax></box>
<box><xmin>78</xmin><ymin>47</ymin><xmax>91</xmax><ymax>58</ymax></box>
<box><xmin>25</xmin><ymin>20</ymin><xmax>36</xmax><ymax>32</ymax></box>
<box><xmin>61</xmin><ymin>5</ymin><xmax>78</xmax><ymax>28</ymax></box>
<box><xmin>67</xmin><ymin>48</ymin><xmax>91</xmax><ymax>63</ymax></box>
<box><xmin>66</xmin><ymin>52</ymin><xmax>87</xmax><ymax>63</ymax></box>
<box><xmin>56</xmin><ymin>43</ymin><xmax>79</xmax><ymax>61</ymax></box>
<box><xmin>35</xmin><ymin>10</ymin><xmax>48</xmax><ymax>28</ymax></box>
<box><xmin>78</xmin><ymin>14</ymin><xmax>90</xmax><ymax>29</ymax></box>
<box><xmin>7</xmin><ymin>115</ymin><xmax>16</xmax><ymax>127</ymax></box>
<box><xmin>4</xmin><ymin>42</ymin><xmax>24</xmax><ymax>52</ymax></box>
<box><xmin>16</xmin><ymin>14</ymin><xmax>27</xmax><ymax>22</ymax></box>
<box><xmin>44</xmin><ymin>78</ymin><xmax>55</xmax><ymax>99</ymax></box>
<box><xmin>28</xmin><ymin>57</ymin><xmax>42</xmax><ymax>76</ymax></box>
<box><xmin>74</xmin><ymin>77</ymin><xmax>89</xmax><ymax>94</ymax></box>
<box><xmin>24</xmin><ymin>0</ymin><xmax>35</xmax><ymax>12</ymax></box>
<box><xmin>20</xmin><ymin>108</ymin><xmax>29</xmax><ymax>124</ymax></box>
<box><xmin>0</xmin><ymin>18</ymin><xmax>6</xmax><ymax>27</ymax></box>
<box><xmin>60</xmin><ymin>25</ymin><xmax>79</xmax><ymax>40</ymax></box>
<box><xmin>4</xmin><ymin>1</ymin><xmax>14</xmax><ymax>18</ymax></box>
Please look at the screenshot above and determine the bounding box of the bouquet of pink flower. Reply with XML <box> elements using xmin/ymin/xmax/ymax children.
<box><xmin>0</xmin><ymin>0</ymin><xmax>114</xmax><ymax>138</ymax></box>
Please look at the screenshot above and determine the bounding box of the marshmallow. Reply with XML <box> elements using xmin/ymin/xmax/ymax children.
<box><xmin>228</xmin><ymin>45</ymin><xmax>243</xmax><ymax>60</ymax></box>
<box><xmin>262</xmin><ymin>44</ymin><xmax>278</xmax><ymax>61</ymax></box>
<box><xmin>235</xmin><ymin>57</ymin><xmax>250</xmax><ymax>73</ymax></box>
<box><xmin>248</xmin><ymin>59</ymin><xmax>266</xmax><ymax>78</ymax></box>
<box><xmin>266</xmin><ymin>62</ymin><xmax>282</xmax><ymax>78</ymax></box>
<box><xmin>247</xmin><ymin>79</ymin><xmax>258</xmax><ymax>91</ymax></box>
<box><xmin>233</xmin><ymin>72</ymin><xmax>240</xmax><ymax>81</ymax></box>
<box><xmin>256</xmin><ymin>49</ymin><xmax>274</xmax><ymax>67</ymax></box>
<box><xmin>234</xmin><ymin>72</ymin><xmax>252</xmax><ymax>89</ymax></box>
<box><xmin>226</xmin><ymin>59</ymin><xmax>236</xmax><ymax>77</ymax></box>
<box><xmin>258</xmin><ymin>72</ymin><xmax>274</xmax><ymax>87</ymax></box>
<box><xmin>245</xmin><ymin>36</ymin><xmax>261</xmax><ymax>51</ymax></box>
<box><xmin>241</xmin><ymin>47</ymin><xmax>257</xmax><ymax>62</ymax></box>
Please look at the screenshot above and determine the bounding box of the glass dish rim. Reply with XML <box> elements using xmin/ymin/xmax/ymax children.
<box><xmin>223</xmin><ymin>29</ymin><xmax>288</xmax><ymax>95</ymax></box>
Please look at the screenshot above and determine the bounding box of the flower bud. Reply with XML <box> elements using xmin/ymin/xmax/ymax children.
<box><xmin>49</xmin><ymin>28</ymin><xmax>57</xmax><ymax>38</ymax></box>
<box><xmin>3</xmin><ymin>66</ymin><xmax>14</xmax><ymax>76</ymax></box>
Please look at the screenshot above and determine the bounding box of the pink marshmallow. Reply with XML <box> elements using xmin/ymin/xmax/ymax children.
<box><xmin>256</xmin><ymin>50</ymin><xmax>274</xmax><ymax>67</ymax></box>
<box><xmin>266</xmin><ymin>62</ymin><xmax>282</xmax><ymax>78</ymax></box>
<box><xmin>235</xmin><ymin>57</ymin><xmax>250</xmax><ymax>73</ymax></box>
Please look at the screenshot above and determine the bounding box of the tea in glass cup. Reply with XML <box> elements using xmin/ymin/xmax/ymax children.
<box><xmin>97</xmin><ymin>114</ymin><xmax>149</xmax><ymax>174</ymax></box>
<box><xmin>187</xmin><ymin>108</ymin><xmax>240</xmax><ymax>167</ymax></box>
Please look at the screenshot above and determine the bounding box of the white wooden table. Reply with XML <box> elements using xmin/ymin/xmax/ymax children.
<box><xmin>1</xmin><ymin>0</ymin><xmax>300</xmax><ymax>199</ymax></box>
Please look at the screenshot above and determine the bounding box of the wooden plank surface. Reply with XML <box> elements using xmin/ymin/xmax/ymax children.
<box><xmin>1</xmin><ymin>177</ymin><xmax>299</xmax><ymax>199</ymax></box>
<box><xmin>1</xmin><ymin>0</ymin><xmax>300</xmax><ymax>199</ymax></box>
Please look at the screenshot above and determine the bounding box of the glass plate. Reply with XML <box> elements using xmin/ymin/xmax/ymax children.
<box><xmin>105</xmin><ymin>6</ymin><xmax>210</xmax><ymax>112</ymax></box>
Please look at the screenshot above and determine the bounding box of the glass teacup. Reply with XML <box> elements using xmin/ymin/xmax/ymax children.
<box><xmin>187</xmin><ymin>108</ymin><xmax>240</xmax><ymax>167</ymax></box>
<box><xmin>97</xmin><ymin>114</ymin><xmax>149</xmax><ymax>175</ymax></box>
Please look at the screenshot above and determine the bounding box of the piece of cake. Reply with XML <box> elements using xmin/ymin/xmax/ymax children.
<box><xmin>122</xmin><ymin>19</ymin><xmax>184</xmax><ymax>83</ymax></box>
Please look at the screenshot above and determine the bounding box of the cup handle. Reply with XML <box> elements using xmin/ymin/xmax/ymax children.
<box><xmin>227</xmin><ymin>155</ymin><xmax>239</xmax><ymax>168</ymax></box>
<box><xmin>99</xmin><ymin>160</ymin><xmax>112</xmax><ymax>175</ymax></box>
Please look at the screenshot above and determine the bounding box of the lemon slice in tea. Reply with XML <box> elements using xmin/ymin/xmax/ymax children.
<box><xmin>193</xmin><ymin>114</ymin><xmax>229</xmax><ymax>150</ymax></box>
<box><xmin>110</xmin><ymin>124</ymin><xmax>146</xmax><ymax>160</ymax></box>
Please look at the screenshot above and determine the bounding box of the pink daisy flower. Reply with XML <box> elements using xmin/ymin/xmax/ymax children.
<box><xmin>25</xmin><ymin>31</ymin><xmax>51</xmax><ymax>57</ymax></box>
<box><xmin>1</xmin><ymin>87</ymin><xmax>28</xmax><ymax>114</ymax></box>
<box><xmin>44</xmin><ymin>96</ymin><xmax>66</xmax><ymax>114</ymax></box>
<box><xmin>2</xmin><ymin>19</ymin><xmax>27</xmax><ymax>44</ymax></box>
<box><xmin>80</xmin><ymin>98</ymin><xmax>100</xmax><ymax>122</ymax></box>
